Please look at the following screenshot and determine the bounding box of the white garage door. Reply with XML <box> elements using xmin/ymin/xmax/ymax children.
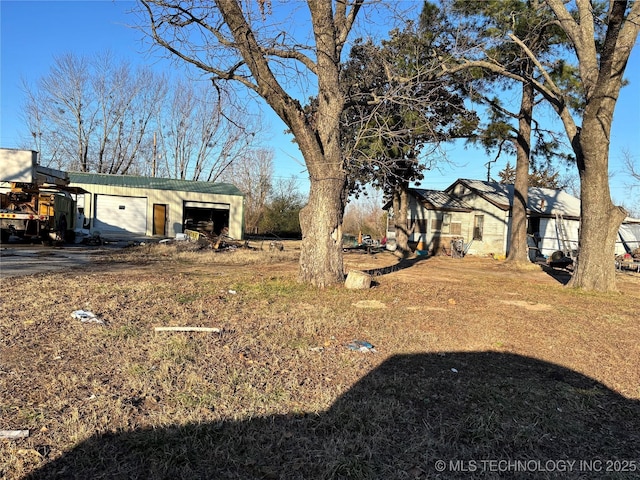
<box><xmin>94</xmin><ymin>195</ymin><xmax>147</xmax><ymax>235</ymax></box>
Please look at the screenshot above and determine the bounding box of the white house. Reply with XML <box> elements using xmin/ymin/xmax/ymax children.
<box><xmin>386</xmin><ymin>179</ymin><xmax>639</xmax><ymax>260</ymax></box>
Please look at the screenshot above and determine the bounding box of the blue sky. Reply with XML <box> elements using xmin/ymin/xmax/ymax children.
<box><xmin>1</xmin><ymin>0</ymin><xmax>639</xmax><ymax>207</ymax></box>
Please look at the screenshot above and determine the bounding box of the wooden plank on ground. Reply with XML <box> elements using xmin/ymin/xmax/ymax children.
<box><xmin>0</xmin><ymin>430</ymin><xmax>29</xmax><ymax>439</ymax></box>
<box><xmin>154</xmin><ymin>326</ymin><xmax>221</xmax><ymax>333</ymax></box>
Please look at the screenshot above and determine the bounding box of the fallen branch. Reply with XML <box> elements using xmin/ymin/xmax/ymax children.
<box><xmin>154</xmin><ymin>326</ymin><xmax>221</xmax><ymax>333</ymax></box>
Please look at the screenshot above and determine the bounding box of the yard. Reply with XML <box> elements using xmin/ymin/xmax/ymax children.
<box><xmin>1</xmin><ymin>243</ymin><xmax>639</xmax><ymax>479</ymax></box>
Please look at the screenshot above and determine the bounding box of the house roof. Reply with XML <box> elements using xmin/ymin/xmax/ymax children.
<box><xmin>411</xmin><ymin>188</ymin><xmax>473</xmax><ymax>212</ymax></box>
<box><xmin>448</xmin><ymin>179</ymin><xmax>581</xmax><ymax>218</ymax></box>
<box><xmin>448</xmin><ymin>179</ymin><xmax>512</xmax><ymax>210</ymax></box>
<box><xmin>525</xmin><ymin>186</ymin><xmax>580</xmax><ymax>218</ymax></box>
<box><xmin>69</xmin><ymin>172</ymin><xmax>244</xmax><ymax>196</ymax></box>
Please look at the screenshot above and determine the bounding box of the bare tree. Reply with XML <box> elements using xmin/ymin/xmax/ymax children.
<box><xmin>91</xmin><ymin>52</ymin><xmax>167</xmax><ymax>174</ymax></box>
<box><xmin>136</xmin><ymin>0</ymin><xmax>367</xmax><ymax>287</ymax></box>
<box><xmin>154</xmin><ymin>79</ymin><xmax>257</xmax><ymax>181</ymax></box>
<box><xmin>622</xmin><ymin>150</ymin><xmax>640</xmax><ymax>184</ymax></box>
<box><xmin>23</xmin><ymin>53</ymin><xmax>95</xmax><ymax>171</ymax></box>
<box><xmin>219</xmin><ymin>148</ymin><xmax>274</xmax><ymax>234</ymax></box>
<box><xmin>543</xmin><ymin>0</ymin><xmax>639</xmax><ymax>290</ymax></box>
<box><xmin>620</xmin><ymin>150</ymin><xmax>640</xmax><ymax>217</ymax></box>
<box><xmin>22</xmin><ymin>52</ymin><xmax>166</xmax><ymax>174</ymax></box>
<box><xmin>21</xmin><ymin>50</ymin><xmax>259</xmax><ymax>180</ymax></box>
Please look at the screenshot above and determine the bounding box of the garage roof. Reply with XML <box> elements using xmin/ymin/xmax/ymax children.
<box><xmin>69</xmin><ymin>172</ymin><xmax>244</xmax><ymax>196</ymax></box>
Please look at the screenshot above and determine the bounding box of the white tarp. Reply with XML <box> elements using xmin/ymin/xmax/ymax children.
<box><xmin>617</xmin><ymin>223</ymin><xmax>640</xmax><ymax>255</ymax></box>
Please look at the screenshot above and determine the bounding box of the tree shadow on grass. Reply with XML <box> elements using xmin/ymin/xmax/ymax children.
<box><xmin>27</xmin><ymin>352</ymin><xmax>639</xmax><ymax>479</ymax></box>
<box><xmin>358</xmin><ymin>254</ymin><xmax>431</xmax><ymax>277</ymax></box>
<box><xmin>539</xmin><ymin>264</ymin><xmax>573</xmax><ymax>285</ymax></box>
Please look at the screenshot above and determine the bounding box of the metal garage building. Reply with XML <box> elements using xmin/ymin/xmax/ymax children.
<box><xmin>69</xmin><ymin>173</ymin><xmax>244</xmax><ymax>240</ymax></box>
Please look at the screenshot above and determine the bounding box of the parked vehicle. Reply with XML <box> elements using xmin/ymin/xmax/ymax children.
<box><xmin>0</xmin><ymin>149</ymin><xmax>79</xmax><ymax>244</ymax></box>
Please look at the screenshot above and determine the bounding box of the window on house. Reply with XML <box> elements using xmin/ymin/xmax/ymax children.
<box><xmin>431</xmin><ymin>213</ymin><xmax>453</xmax><ymax>233</ymax></box>
<box><xmin>473</xmin><ymin>215</ymin><xmax>484</xmax><ymax>240</ymax></box>
<box><xmin>442</xmin><ymin>213</ymin><xmax>452</xmax><ymax>233</ymax></box>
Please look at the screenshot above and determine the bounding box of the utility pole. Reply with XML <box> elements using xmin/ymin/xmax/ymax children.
<box><xmin>152</xmin><ymin>131</ymin><xmax>157</xmax><ymax>177</ymax></box>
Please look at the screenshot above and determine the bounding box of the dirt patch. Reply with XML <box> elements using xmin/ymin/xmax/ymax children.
<box><xmin>499</xmin><ymin>299</ymin><xmax>553</xmax><ymax>311</ymax></box>
<box><xmin>353</xmin><ymin>300</ymin><xmax>387</xmax><ymax>309</ymax></box>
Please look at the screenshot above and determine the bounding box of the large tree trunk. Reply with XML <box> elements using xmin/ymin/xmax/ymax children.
<box><xmin>392</xmin><ymin>185</ymin><xmax>412</xmax><ymax>258</ymax></box>
<box><xmin>544</xmin><ymin>0</ymin><xmax>639</xmax><ymax>291</ymax></box>
<box><xmin>569</xmin><ymin>114</ymin><xmax>626</xmax><ymax>291</ymax></box>
<box><xmin>299</xmin><ymin>173</ymin><xmax>346</xmax><ymax>287</ymax></box>
<box><xmin>295</xmin><ymin>2</ymin><xmax>348</xmax><ymax>287</ymax></box>
<box><xmin>506</xmin><ymin>80</ymin><xmax>533</xmax><ymax>265</ymax></box>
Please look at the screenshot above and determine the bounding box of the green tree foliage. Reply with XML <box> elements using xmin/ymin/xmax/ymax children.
<box><xmin>258</xmin><ymin>179</ymin><xmax>304</xmax><ymax>237</ymax></box>
<box><xmin>498</xmin><ymin>161</ymin><xmax>562</xmax><ymax>188</ymax></box>
<box><xmin>340</xmin><ymin>2</ymin><xmax>477</xmax><ymax>255</ymax></box>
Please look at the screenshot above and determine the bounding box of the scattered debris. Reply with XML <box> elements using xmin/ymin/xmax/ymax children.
<box><xmin>183</xmin><ymin>228</ymin><xmax>254</xmax><ymax>251</ymax></box>
<box><xmin>0</xmin><ymin>430</ymin><xmax>29</xmax><ymax>439</ymax></box>
<box><xmin>228</xmin><ymin>290</ymin><xmax>237</xmax><ymax>295</ymax></box>
<box><xmin>71</xmin><ymin>310</ymin><xmax>104</xmax><ymax>324</ymax></box>
<box><xmin>308</xmin><ymin>346</ymin><xmax>324</xmax><ymax>352</ymax></box>
<box><xmin>347</xmin><ymin>340</ymin><xmax>376</xmax><ymax>353</ymax></box>
<box><xmin>269</xmin><ymin>241</ymin><xmax>284</xmax><ymax>251</ymax></box>
<box><xmin>451</xmin><ymin>368</ymin><xmax>459</xmax><ymax>373</ymax></box>
<box><xmin>154</xmin><ymin>326</ymin><xmax>221</xmax><ymax>333</ymax></box>
<box><xmin>616</xmin><ymin>253</ymin><xmax>640</xmax><ymax>273</ymax></box>
<box><xmin>450</xmin><ymin>238</ymin><xmax>465</xmax><ymax>259</ymax></box>
<box><xmin>548</xmin><ymin>250</ymin><xmax>573</xmax><ymax>269</ymax></box>
<box><xmin>81</xmin><ymin>232</ymin><xmax>104</xmax><ymax>246</ymax></box>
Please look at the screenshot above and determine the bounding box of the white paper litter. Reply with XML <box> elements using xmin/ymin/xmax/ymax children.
<box><xmin>71</xmin><ymin>310</ymin><xmax>104</xmax><ymax>324</ymax></box>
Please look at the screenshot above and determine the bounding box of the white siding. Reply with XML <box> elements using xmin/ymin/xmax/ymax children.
<box><xmin>452</xmin><ymin>184</ymin><xmax>509</xmax><ymax>256</ymax></box>
<box><xmin>94</xmin><ymin>195</ymin><xmax>147</xmax><ymax>235</ymax></box>
<box><xmin>69</xmin><ymin>182</ymin><xmax>244</xmax><ymax>239</ymax></box>
<box><xmin>537</xmin><ymin>217</ymin><xmax>579</xmax><ymax>258</ymax></box>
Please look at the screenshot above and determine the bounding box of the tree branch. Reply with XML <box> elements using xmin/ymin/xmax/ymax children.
<box><xmin>140</xmin><ymin>1</ymin><xmax>260</xmax><ymax>93</ymax></box>
<box><xmin>261</xmin><ymin>46</ymin><xmax>317</xmax><ymax>74</ymax></box>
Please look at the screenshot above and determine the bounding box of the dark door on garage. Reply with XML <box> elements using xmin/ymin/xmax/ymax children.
<box><xmin>183</xmin><ymin>202</ymin><xmax>230</xmax><ymax>235</ymax></box>
<box><xmin>153</xmin><ymin>204</ymin><xmax>167</xmax><ymax>236</ymax></box>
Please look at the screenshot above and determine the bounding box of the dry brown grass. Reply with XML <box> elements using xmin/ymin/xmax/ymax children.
<box><xmin>1</xmin><ymin>243</ymin><xmax>639</xmax><ymax>479</ymax></box>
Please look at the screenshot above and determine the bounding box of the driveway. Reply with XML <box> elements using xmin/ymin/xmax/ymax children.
<box><xmin>0</xmin><ymin>242</ymin><xmax>123</xmax><ymax>278</ymax></box>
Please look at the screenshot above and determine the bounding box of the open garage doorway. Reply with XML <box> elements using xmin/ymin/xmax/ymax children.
<box><xmin>183</xmin><ymin>201</ymin><xmax>230</xmax><ymax>235</ymax></box>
